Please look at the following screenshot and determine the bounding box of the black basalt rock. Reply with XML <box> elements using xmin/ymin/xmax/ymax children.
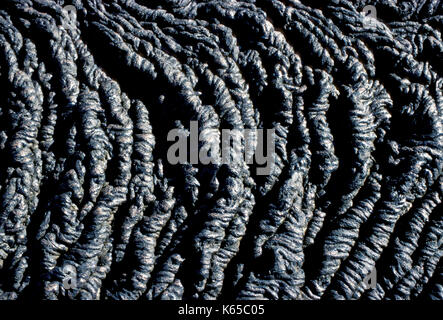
<box><xmin>0</xmin><ymin>0</ymin><xmax>441</xmax><ymax>300</ymax></box>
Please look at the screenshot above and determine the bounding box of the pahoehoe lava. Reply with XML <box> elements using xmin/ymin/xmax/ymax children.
<box><xmin>0</xmin><ymin>0</ymin><xmax>442</xmax><ymax>300</ymax></box>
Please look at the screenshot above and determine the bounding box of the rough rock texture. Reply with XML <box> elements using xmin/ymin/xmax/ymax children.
<box><xmin>0</xmin><ymin>0</ymin><xmax>442</xmax><ymax>300</ymax></box>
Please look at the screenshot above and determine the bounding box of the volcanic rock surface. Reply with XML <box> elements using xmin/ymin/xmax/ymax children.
<box><xmin>0</xmin><ymin>0</ymin><xmax>442</xmax><ymax>300</ymax></box>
